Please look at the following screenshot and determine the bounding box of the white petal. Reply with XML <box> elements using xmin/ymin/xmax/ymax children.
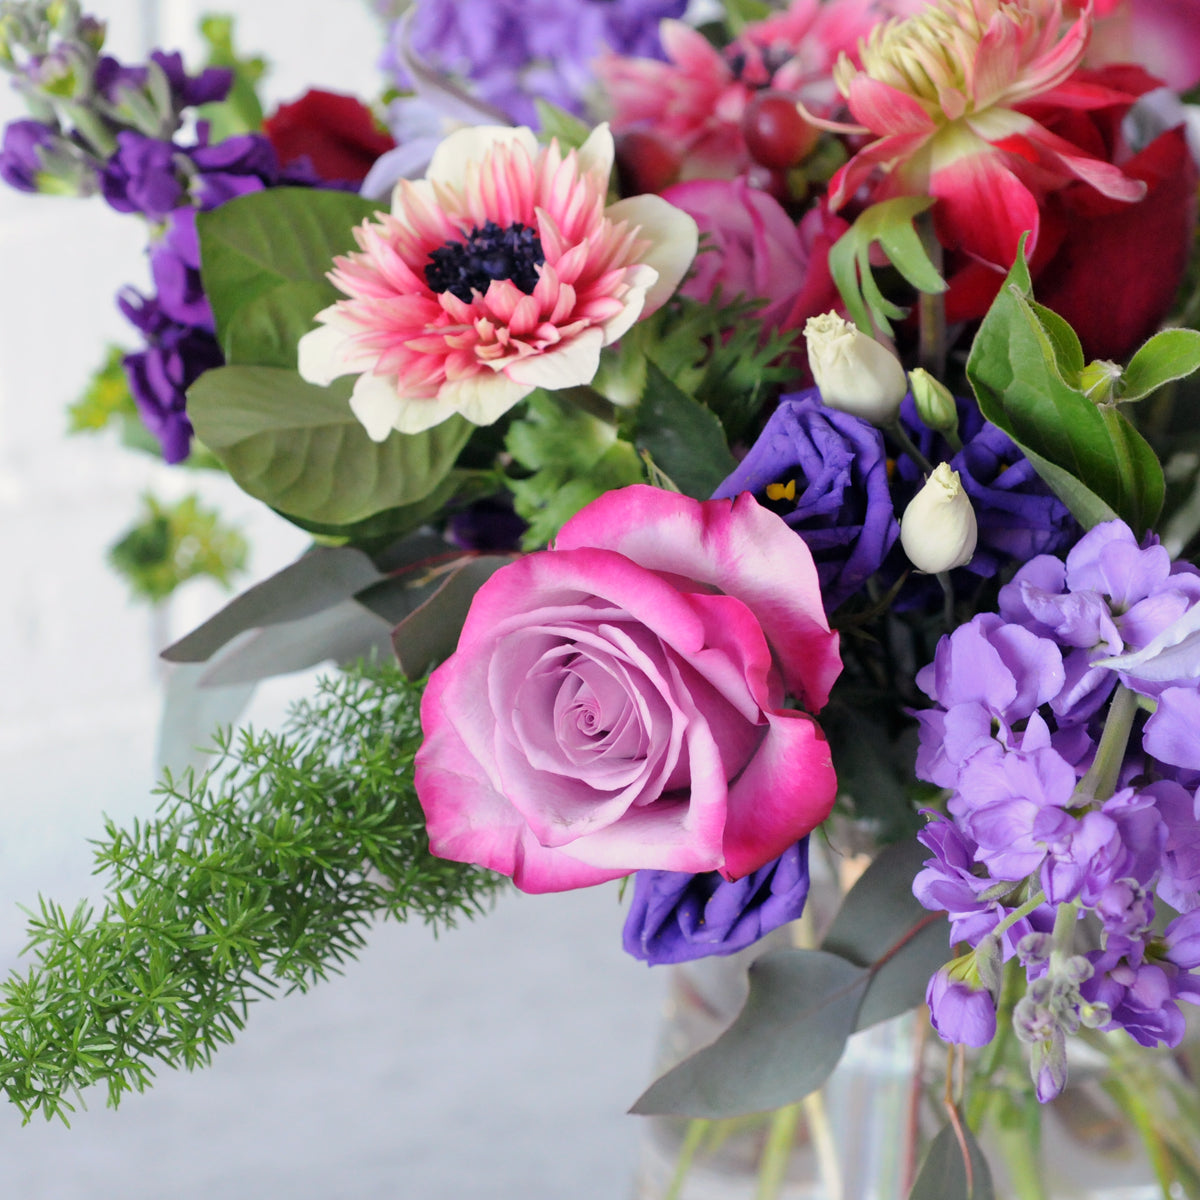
<box><xmin>424</xmin><ymin>125</ymin><xmax>539</xmax><ymax>192</ymax></box>
<box><xmin>600</xmin><ymin>267</ymin><xmax>653</xmax><ymax>344</ymax></box>
<box><xmin>349</xmin><ymin>373</ymin><xmax>406</xmax><ymax>441</ymax></box>
<box><xmin>604</xmin><ymin>194</ymin><xmax>698</xmax><ymax>315</ymax></box>
<box><xmin>504</xmin><ymin>328</ymin><xmax>605</xmax><ymax>391</ymax></box>
<box><xmin>297</xmin><ymin>314</ymin><xmax>372</xmax><ymax>386</ymax></box>
<box><xmin>576</xmin><ymin>122</ymin><xmax>615</xmax><ymax>186</ymax></box>
<box><xmin>437</xmin><ymin>370</ymin><xmax>533</xmax><ymax>425</ymax></box>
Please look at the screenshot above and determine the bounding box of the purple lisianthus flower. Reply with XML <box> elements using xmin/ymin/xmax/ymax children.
<box><xmin>712</xmin><ymin>390</ymin><xmax>899</xmax><ymax>611</ymax></box>
<box><xmin>446</xmin><ymin>496</ymin><xmax>527</xmax><ymax>552</ymax></box>
<box><xmin>926</xmin><ymin>967</ymin><xmax>997</xmax><ymax>1046</ymax></box>
<box><xmin>623</xmin><ymin>838</ymin><xmax>811</xmax><ymax>965</ymax></box>
<box><xmin>0</xmin><ymin>120</ymin><xmax>59</xmax><ymax>192</ymax></box>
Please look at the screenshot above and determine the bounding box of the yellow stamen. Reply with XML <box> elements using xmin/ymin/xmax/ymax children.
<box><xmin>766</xmin><ymin>480</ymin><xmax>797</xmax><ymax>502</ymax></box>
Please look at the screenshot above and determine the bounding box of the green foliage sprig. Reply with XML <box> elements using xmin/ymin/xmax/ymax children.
<box><xmin>0</xmin><ymin>661</ymin><xmax>504</xmax><ymax>1124</ymax></box>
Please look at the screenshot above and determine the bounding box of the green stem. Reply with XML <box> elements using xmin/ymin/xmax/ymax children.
<box><xmin>915</xmin><ymin>212</ymin><xmax>947</xmax><ymax>380</ymax></box>
<box><xmin>1073</xmin><ymin>684</ymin><xmax>1137</xmax><ymax>807</ymax></box>
<box><xmin>995</xmin><ymin>1113</ymin><xmax>1050</xmax><ymax>1200</ymax></box>
<box><xmin>663</xmin><ymin>1119</ymin><xmax>710</xmax><ymax>1200</ymax></box>
<box><xmin>885</xmin><ymin>419</ymin><xmax>935</xmax><ymax>476</ymax></box>
<box><xmin>754</xmin><ymin>1103</ymin><xmax>802</xmax><ymax>1200</ymax></box>
<box><xmin>966</xmin><ymin>957</ymin><xmax>1022</xmax><ymax>1130</ymax></box>
<box><xmin>937</xmin><ymin>570</ymin><xmax>955</xmax><ymax>630</ymax></box>
<box><xmin>991</xmin><ymin>889</ymin><xmax>1048</xmax><ymax>942</ymax></box>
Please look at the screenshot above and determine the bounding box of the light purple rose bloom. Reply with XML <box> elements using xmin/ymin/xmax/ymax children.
<box><xmin>623</xmin><ymin>838</ymin><xmax>812</xmax><ymax>964</ymax></box>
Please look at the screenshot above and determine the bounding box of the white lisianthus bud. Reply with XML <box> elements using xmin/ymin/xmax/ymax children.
<box><xmin>908</xmin><ymin>368</ymin><xmax>958</xmax><ymax>435</ymax></box>
<box><xmin>900</xmin><ymin>463</ymin><xmax>978</xmax><ymax>573</ymax></box>
<box><xmin>804</xmin><ymin>312</ymin><xmax>908</xmax><ymax>425</ymax></box>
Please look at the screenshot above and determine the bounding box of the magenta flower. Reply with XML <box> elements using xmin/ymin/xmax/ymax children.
<box><xmin>415</xmin><ymin>486</ymin><xmax>842</xmax><ymax>893</ymax></box>
<box><xmin>298</xmin><ymin>124</ymin><xmax>697</xmax><ymax>440</ymax></box>
<box><xmin>825</xmin><ymin>0</ymin><xmax>1147</xmax><ymax>269</ymax></box>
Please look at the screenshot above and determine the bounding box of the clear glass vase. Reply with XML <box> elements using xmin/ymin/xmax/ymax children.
<box><xmin>631</xmin><ymin>938</ymin><xmax>1200</xmax><ymax>1200</ymax></box>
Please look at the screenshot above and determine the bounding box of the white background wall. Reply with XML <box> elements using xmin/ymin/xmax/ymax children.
<box><xmin>0</xmin><ymin>3</ymin><xmax>663</xmax><ymax>1195</ymax></box>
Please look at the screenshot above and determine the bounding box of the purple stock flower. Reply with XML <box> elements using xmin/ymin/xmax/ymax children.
<box><xmin>101</xmin><ymin>133</ymin><xmax>185</xmax><ymax>218</ymax></box>
<box><xmin>93</xmin><ymin>51</ymin><xmax>232</xmax><ymax>115</ymax></box>
<box><xmin>383</xmin><ymin>0</ymin><xmax>685</xmax><ymax>124</ymax></box>
<box><xmin>118</xmin><ymin>290</ymin><xmax>222</xmax><ymax>464</ymax></box>
<box><xmin>711</xmin><ymin>390</ymin><xmax>899</xmax><ymax>611</ymax></box>
<box><xmin>926</xmin><ymin>967</ymin><xmax>997</xmax><ymax>1047</ymax></box>
<box><xmin>623</xmin><ymin>838</ymin><xmax>811</xmax><ymax>965</ymax></box>
<box><xmin>0</xmin><ymin>120</ymin><xmax>59</xmax><ymax>192</ymax></box>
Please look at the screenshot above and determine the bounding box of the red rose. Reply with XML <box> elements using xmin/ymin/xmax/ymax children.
<box><xmin>263</xmin><ymin>89</ymin><xmax>395</xmax><ymax>186</ymax></box>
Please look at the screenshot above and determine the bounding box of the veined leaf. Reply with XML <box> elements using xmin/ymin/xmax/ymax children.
<box><xmin>1120</xmin><ymin>328</ymin><xmax>1200</xmax><ymax>402</ymax></box>
<box><xmin>187</xmin><ymin>366</ymin><xmax>472</xmax><ymax>526</ymax></box>
<box><xmin>966</xmin><ymin>244</ymin><xmax>1163</xmax><ymax>535</ymax></box>
<box><xmin>909</xmin><ymin>1114</ymin><xmax>996</xmax><ymax>1200</ymax></box>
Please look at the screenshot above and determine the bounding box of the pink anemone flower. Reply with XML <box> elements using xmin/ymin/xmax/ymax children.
<box><xmin>297</xmin><ymin>124</ymin><xmax>698</xmax><ymax>439</ymax></box>
<box><xmin>824</xmin><ymin>0</ymin><xmax>1148</xmax><ymax>270</ymax></box>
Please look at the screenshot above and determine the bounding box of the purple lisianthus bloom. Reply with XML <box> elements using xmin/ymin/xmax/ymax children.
<box><xmin>446</xmin><ymin>496</ymin><xmax>527</xmax><ymax>552</ymax></box>
<box><xmin>118</xmin><ymin>290</ymin><xmax>223</xmax><ymax>463</ymax></box>
<box><xmin>926</xmin><ymin>967</ymin><xmax>997</xmax><ymax>1046</ymax></box>
<box><xmin>0</xmin><ymin>120</ymin><xmax>59</xmax><ymax>192</ymax></box>
<box><xmin>712</xmin><ymin>390</ymin><xmax>899</xmax><ymax>611</ymax></box>
<box><xmin>623</xmin><ymin>838</ymin><xmax>811</xmax><ymax>965</ymax></box>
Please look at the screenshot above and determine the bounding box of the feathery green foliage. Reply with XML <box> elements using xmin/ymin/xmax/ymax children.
<box><xmin>0</xmin><ymin>661</ymin><xmax>504</xmax><ymax>1124</ymax></box>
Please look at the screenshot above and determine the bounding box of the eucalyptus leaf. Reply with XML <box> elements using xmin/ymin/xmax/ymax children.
<box><xmin>196</xmin><ymin>187</ymin><xmax>382</xmax><ymax>354</ymax></box>
<box><xmin>966</xmin><ymin>246</ymin><xmax>1164</xmax><ymax>534</ymax></box>
<box><xmin>198</xmin><ymin>599</ymin><xmax>395</xmax><ymax>687</ymax></box>
<box><xmin>908</xmin><ymin>1115</ymin><xmax>996</xmax><ymax>1200</ymax></box>
<box><xmin>187</xmin><ymin>366</ymin><xmax>472</xmax><ymax>525</ymax></box>
<box><xmin>634</xmin><ymin>363</ymin><xmax>737</xmax><ymax>499</ymax></box>
<box><xmin>161</xmin><ymin>546</ymin><xmax>382</xmax><ymax>664</ymax></box>
<box><xmin>391</xmin><ymin>555</ymin><xmax>518</xmax><ymax>675</ymax></box>
<box><xmin>630</xmin><ymin>949</ymin><xmax>867</xmax><ymax>1118</ymax></box>
<box><xmin>1120</xmin><ymin>328</ymin><xmax>1200</xmax><ymax>402</ymax></box>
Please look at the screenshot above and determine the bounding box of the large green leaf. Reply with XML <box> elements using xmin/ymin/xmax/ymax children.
<box><xmin>630</xmin><ymin>949</ymin><xmax>867</xmax><ymax>1117</ymax></box>
<box><xmin>966</xmin><ymin>247</ymin><xmax>1164</xmax><ymax>534</ymax></box>
<box><xmin>187</xmin><ymin>366</ymin><xmax>472</xmax><ymax>525</ymax></box>
<box><xmin>197</xmin><ymin>187</ymin><xmax>381</xmax><ymax>356</ymax></box>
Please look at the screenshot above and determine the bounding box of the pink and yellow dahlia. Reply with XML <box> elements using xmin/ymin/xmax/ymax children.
<box><xmin>826</xmin><ymin>0</ymin><xmax>1148</xmax><ymax>269</ymax></box>
<box><xmin>298</xmin><ymin>124</ymin><xmax>698</xmax><ymax>440</ymax></box>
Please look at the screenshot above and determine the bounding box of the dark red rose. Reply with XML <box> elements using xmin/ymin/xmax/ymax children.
<box><xmin>944</xmin><ymin>66</ymin><xmax>1197</xmax><ymax>361</ymax></box>
<box><xmin>263</xmin><ymin>89</ymin><xmax>395</xmax><ymax>186</ymax></box>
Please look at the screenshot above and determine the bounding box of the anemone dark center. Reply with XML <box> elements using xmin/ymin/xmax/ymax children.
<box><xmin>424</xmin><ymin>221</ymin><xmax>545</xmax><ymax>303</ymax></box>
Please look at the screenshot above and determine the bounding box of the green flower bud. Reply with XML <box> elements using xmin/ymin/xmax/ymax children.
<box><xmin>908</xmin><ymin>367</ymin><xmax>958</xmax><ymax>436</ymax></box>
<box><xmin>1078</xmin><ymin>358</ymin><xmax>1122</xmax><ymax>404</ymax></box>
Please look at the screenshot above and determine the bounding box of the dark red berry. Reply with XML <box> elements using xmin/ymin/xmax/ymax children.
<box><xmin>742</xmin><ymin>91</ymin><xmax>818</xmax><ymax>170</ymax></box>
<box><xmin>614</xmin><ymin>129</ymin><xmax>682</xmax><ymax>195</ymax></box>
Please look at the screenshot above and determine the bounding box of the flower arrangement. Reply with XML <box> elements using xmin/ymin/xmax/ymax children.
<box><xmin>4</xmin><ymin>0</ymin><xmax>1200</xmax><ymax>1195</ymax></box>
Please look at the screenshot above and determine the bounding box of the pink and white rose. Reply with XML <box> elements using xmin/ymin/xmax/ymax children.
<box><xmin>415</xmin><ymin>485</ymin><xmax>843</xmax><ymax>893</ymax></box>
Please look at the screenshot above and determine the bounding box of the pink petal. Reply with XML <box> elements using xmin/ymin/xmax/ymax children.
<box><xmin>844</xmin><ymin>75</ymin><xmax>936</xmax><ymax>138</ymax></box>
<box><xmin>721</xmin><ymin>708</ymin><xmax>837</xmax><ymax>879</ymax></box>
<box><xmin>554</xmin><ymin>487</ymin><xmax>842</xmax><ymax>712</ymax></box>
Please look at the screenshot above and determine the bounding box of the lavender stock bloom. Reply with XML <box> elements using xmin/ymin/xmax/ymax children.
<box><xmin>382</xmin><ymin>0</ymin><xmax>685</xmax><ymax>124</ymax></box>
<box><xmin>623</xmin><ymin>839</ymin><xmax>812</xmax><ymax>965</ymax></box>
<box><xmin>712</xmin><ymin>390</ymin><xmax>899</xmax><ymax>611</ymax></box>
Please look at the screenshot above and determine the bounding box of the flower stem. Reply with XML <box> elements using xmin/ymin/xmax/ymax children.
<box><xmin>1072</xmin><ymin>683</ymin><xmax>1138</xmax><ymax>807</ymax></box>
<box><xmin>754</xmin><ymin>1103</ymin><xmax>802</xmax><ymax>1200</ymax></box>
<box><xmin>916</xmin><ymin>212</ymin><xmax>947</xmax><ymax>380</ymax></box>
<box><xmin>662</xmin><ymin>1119</ymin><xmax>710</xmax><ymax>1200</ymax></box>
<box><xmin>885</xmin><ymin>419</ymin><xmax>935</xmax><ymax>476</ymax></box>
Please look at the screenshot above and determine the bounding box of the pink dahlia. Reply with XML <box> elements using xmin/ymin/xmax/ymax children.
<box><xmin>825</xmin><ymin>0</ymin><xmax>1148</xmax><ymax>269</ymax></box>
<box><xmin>297</xmin><ymin>124</ymin><xmax>698</xmax><ymax>439</ymax></box>
<box><xmin>595</xmin><ymin>0</ymin><xmax>881</xmax><ymax>180</ymax></box>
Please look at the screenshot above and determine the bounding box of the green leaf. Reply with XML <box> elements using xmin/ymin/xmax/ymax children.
<box><xmin>187</xmin><ymin>365</ymin><xmax>472</xmax><ymax>525</ymax></box>
<box><xmin>1120</xmin><ymin>328</ymin><xmax>1200</xmax><ymax>402</ymax></box>
<box><xmin>194</xmin><ymin>15</ymin><xmax>266</xmax><ymax>140</ymax></box>
<box><xmin>1027</xmin><ymin>300</ymin><xmax>1085</xmax><ymax>387</ymax></box>
<box><xmin>634</xmin><ymin>362</ymin><xmax>738</xmax><ymax>498</ymax></box>
<box><xmin>532</xmin><ymin>100</ymin><xmax>593</xmax><ymax>152</ymax></box>
<box><xmin>161</xmin><ymin>545</ymin><xmax>383</xmax><ymax>664</ymax></box>
<box><xmin>196</xmin><ymin>188</ymin><xmax>382</xmax><ymax>358</ymax></box>
<box><xmin>829</xmin><ymin>196</ymin><xmax>947</xmax><ymax>337</ymax></box>
<box><xmin>630</xmin><ymin>950</ymin><xmax>867</xmax><ymax>1117</ymax></box>
<box><xmin>223</xmin><ymin>281</ymin><xmax>335</xmax><ymax>370</ymax></box>
<box><xmin>908</xmin><ymin>1115</ymin><xmax>996</xmax><ymax>1200</ymax></box>
<box><xmin>966</xmin><ymin>245</ymin><xmax>1164</xmax><ymax>535</ymax></box>
<box><xmin>820</xmin><ymin>839</ymin><xmax>951</xmax><ymax>1029</ymax></box>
